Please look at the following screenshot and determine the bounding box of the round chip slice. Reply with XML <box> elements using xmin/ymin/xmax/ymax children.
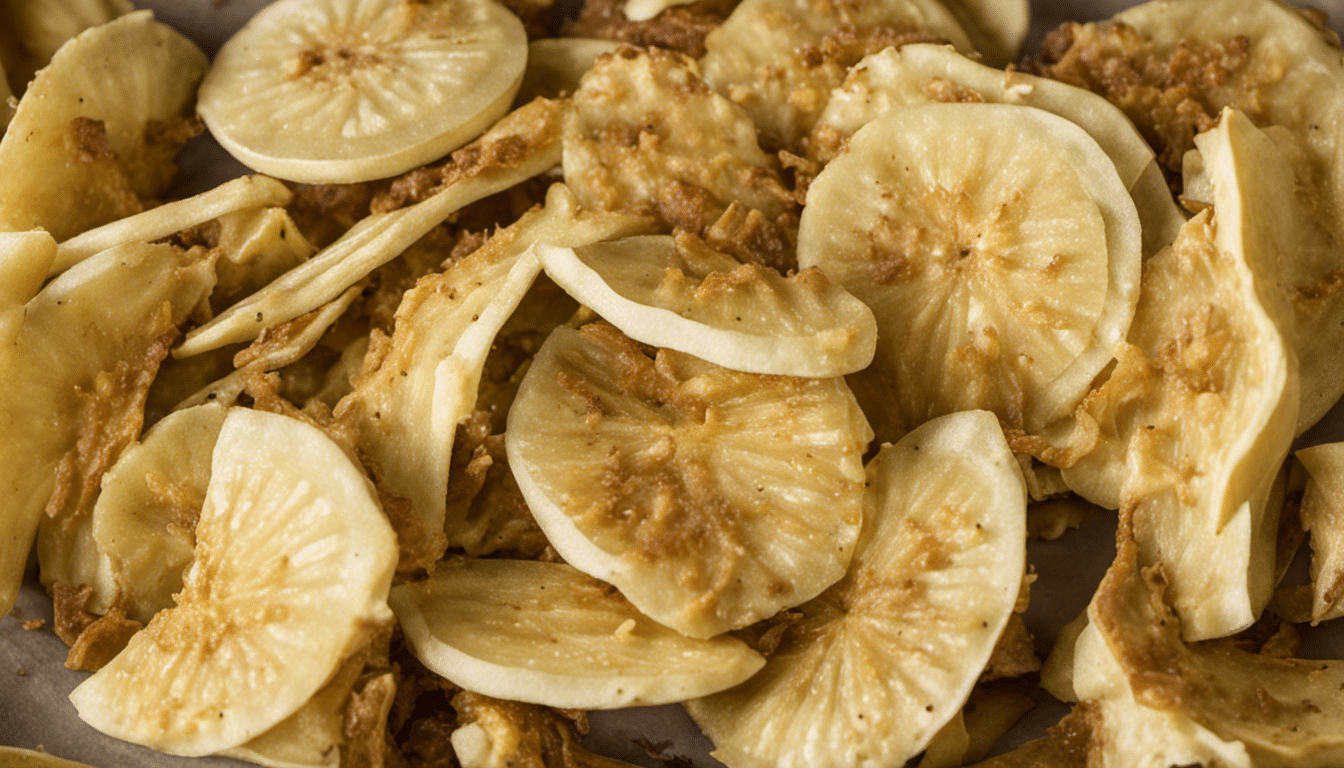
<box><xmin>810</xmin><ymin>44</ymin><xmax>1185</xmax><ymax>259</ymax></box>
<box><xmin>535</xmin><ymin>234</ymin><xmax>877</xmax><ymax>377</ymax></box>
<box><xmin>798</xmin><ymin>102</ymin><xmax>1141</xmax><ymax>443</ymax></box>
<box><xmin>0</xmin><ymin>10</ymin><xmax>207</xmax><ymax>240</ymax></box>
<box><xmin>697</xmin><ymin>0</ymin><xmax>974</xmax><ymax>150</ymax></box>
<box><xmin>69</xmin><ymin>407</ymin><xmax>398</xmax><ymax>756</ymax></box>
<box><xmin>506</xmin><ymin>322</ymin><xmax>872</xmax><ymax>639</ymax></box>
<box><xmin>197</xmin><ymin>0</ymin><xmax>527</xmax><ymax>184</ymax></box>
<box><xmin>88</xmin><ymin>402</ymin><xmax>228</xmax><ymax>623</ymax></box>
<box><xmin>390</xmin><ymin>557</ymin><xmax>766</xmax><ymax>709</ymax></box>
<box><xmin>686</xmin><ymin>410</ymin><xmax>1027</xmax><ymax>768</ymax></box>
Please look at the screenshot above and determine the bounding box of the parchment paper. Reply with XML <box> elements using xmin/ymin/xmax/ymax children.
<box><xmin>4</xmin><ymin>0</ymin><xmax>1344</xmax><ymax>765</ymax></box>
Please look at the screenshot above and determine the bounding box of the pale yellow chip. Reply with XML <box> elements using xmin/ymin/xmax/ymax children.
<box><xmin>198</xmin><ymin>0</ymin><xmax>527</xmax><ymax>184</ymax></box>
<box><xmin>799</xmin><ymin>102</ymin><xmax>1140</xmax><ymax>443</ymax></box>
<box><xmin>507</xmin><ymin>322</ymin><xmax>871</xmax><ymax>639</ymax></box>
<box><xmin>535</xmin><ymin>233</ymin><xmax>876</xmax><ymax>377</ymax></box>
<box><xmin>69</xmin><ymin>407</ymin><xmax>398</xmax><ymax>757</ymax></box>
<box><xmin>686</xmin><ymin>410</ymin><xmax>1026</xmax><ymax>768</ymax></box>
<box><xmin>698</xmin><ymin>0</ymin><xmax>974</xmax><ymax>150</ymax></box>
<box><xmin>0</xmin><ymin>242</ymin><xmax>215</xmax><ymax>617</ymax></box>
<box><xmin>0</xmin><ymin>11</ymin><xmax>207</xmax><ymax>240</ymax></box>
<box><xmin>390</xmin><ymin>557</ymin><xmax>765</xmax><ymax>709</ymax></box>
<box><xmin>1060</xmin><ymin>111</ymin><xmax>1296</xmax><ymax>641</ymax></box>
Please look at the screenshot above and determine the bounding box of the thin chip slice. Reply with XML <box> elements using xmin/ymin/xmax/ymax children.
<box><xmin>0</xmin><ymin>10</ymin><xmax>207</xmax><ymax>240</ymax></box>
<box><xmin>810</xmin><ymin>44</ymin><xmax>1184</xmax><ymax>258</ymax></box>
<box><xmin>0</xmin><ymin>241</ymin><xmax>216</xmax><ymax>617</ymax></box>
<box><xmin>506</xmin><ymin>322</ymin><xmax>871</xmax><ymax>639</ymax></box>
<box><xmin>69</xmin><ymin>407</ymin><xmax>398</xmax><ymax>756</ymax></box>
<box><xmin>88</xmin><ymin>402</ymin><xmax>228</xmax><ymax>623</ymax></box>
<box><xmin>176</xmin><ymin>97</ymin><xmax>565</xmax><ymax>358</ymax></box>
<box><xmin>334</xmin><ymin>185</ymin><xmax>654</xmax><ymax>559</ymax></box>
<box><xmin>1038</xmin><ymin>0</ymin><xmax>1344</xmax><ymax>432</ymax></box>
<box><xmin>697</xmin><ymin>0</ymin><xmax>974</xmax><ymax>150</ymax></box>
<box><xmin>1292</xmin><ymin>442</ymin><xmax>1344</xmax><ymax>623</ymax></box>
<box><xmin>390</xmin><ymin>557</ymin><xmax>765</xmax><ymax>709</ymax></box>
<box><xmin>0</xmin><ymin>0</ymin><xmax>133</xmax><ymax>96</ymax></box>
<box><xmin>1059</xmin><ymin>110</ymin><xmax>1296</xmax><ymax>640</ymax></box>
<box><xmin>218</xmin><ymin>627</ymin><xmax>391</xmax><ymax>768</ymax></box>
<box><xmin>938</xmin><ymin>0</ymin><xmax>1028</xmax><ymax>65</ymax></box>
<box><xmin>1072</xmin><ymin>618</ymin><xmax>1252</xmax><ymax>768</ymax></box>
<box><xmin>0</xmin><ymin>230</ymin><xmax>57</xmax><ymax>346</ymax></box>
<box><xmin>1081</xmin><ymin>539</ymin><xmax>1344</xmax><ymax>767</ymax></box>
<box><xmin>686</xmin><ymin>410</ymin><xmax>1027</xmax><ymax>768</ymax></box>
<box><xmin>535</xmin><ymin>233</ymin><xmax>876</xmax><ymax>377</ymax></box>
<box><xmin>798</xmin><ymin>102</ymin><xmax>1141</xmax><ymax>443</ymax></box>
<box><xmin>516</xmin><ymin>37</ymin><xmax>621</xmax><ymax>103</ymax></box>
<box><xmin>197</xmin><ymin>0</ymin><xmax>527</xmax><ymax>183</ymax></box>
<box><xmin>561</xmin><ymin>46</ymin><xmax>795</xmax><ymax>272</ymax></box>
<box><xmin>52</xmin><ymin>175</ymin><xmax>293</xmax><ymax>275</ymax></box>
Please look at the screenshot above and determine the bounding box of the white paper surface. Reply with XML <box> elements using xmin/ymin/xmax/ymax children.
<box><xmin>4</xmin><ymin>0</ymin><xmax>1344</xmax><ymax>765</ymax></box>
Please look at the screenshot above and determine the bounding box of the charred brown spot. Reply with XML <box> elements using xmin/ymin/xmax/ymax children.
<box><xmin>69</xmin><ymin>117</ymin><xmax>117</xmax><ymax>163</ymax></box>
<box><xmin>563</xmin><ymin>0</ymin><xmax>735</xmax><ymax>58</ymax></box>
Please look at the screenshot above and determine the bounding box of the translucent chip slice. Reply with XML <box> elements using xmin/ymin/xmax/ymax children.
<box><xmin>506</xmin><ymin>322</ymin><xmax>871</xmax><ymax>639</ymax></box>
<box><xmin>686</xmin><ymin>410</ymin><xmax>1027</xmax><ymax>768</ymax></box>
<box><xmin>391</xmin><ymin>557</ymin><xmax>765</xmax><ymax>709</ymax></box>
<box><xmin>798</xmin><ymin>102</ymin><xmax>1141</xmax><ymax>443</ymax></box>
<box><xmin>69</xmin><ymin>407</ymin><xmax>398</xmax><ymax>756</ymax></box>
<box><xmin>0</xmin><ymin>10</ymin><xmax>207</xmax><ymax>240</ymax></box>
<box><xmin>810</xmin><ymin>44</ymin><xmax>1184</xmax><ymax>258</ymax></box>
<box><xmin>535</xmin><ymin>233</ymin><xmax>876</xmax><ymax>377</ymax></box>
<box><xmin>197</xmin><ymin>0</ymin><xmax>527</xmax><ymax>183</ymax></box>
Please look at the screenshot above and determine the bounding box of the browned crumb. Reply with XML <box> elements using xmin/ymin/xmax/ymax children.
<box><xmin>804</xmin><ymin>20</ymin><xmax>946</xmax><ymax>71</ymax></box>
<box><xmin>1026</xmin><ymin>22</ymin><xmax>1267</xmax><ymax>192</ymax></box>
<box><xmin>50</xmin><ymin>583</ymin><xmax>99</xmax><ymax>647</ymax></box>
<box><xmin>451</xmin><ymin>690</ymin><xmax>635</xmax><ymax>768</ymax></box>
<box><xmin>732</xmin><ymin>609</ymin><xmax>805</xmax><ymax>658</ymax></box>
<box><xmin>444</xmin><ymin>414</ymin><xmax>550</xmax><ymax>559</ymax></box>
<box><xmin>70</xmin><ymin>117</ymin><xmax>118</xmax><ymax>163</ymax></box>
<box><xmin>701</xmin><ymin>203</ymin><xmax>798</xmax><ymax>274</ymax></box>
<box><xmin>343</xmin><ymin>672</ymin><xmax>399</xmax><ymax>768</ymax></box>
<box><xmin>287</xmin><ymin>182</ymin><xmax>383</xmax><ymax>248</ymax></box>
<box><xmin>980</xmin><ymin>614</ymin><xmax>1042</xmax><ymax>682</ymax></box>
<box><xmin>21</xmin><ymin>619</ymin><xmax>44</xmax><ymax>631</ymax></box>
<box><xmin>564</xmin><ymin>0</ymin><xmax>739</xmax><ymax>58</ymax></box>
<box><xmin>64</xmin><ymin>609</ymin><xmax>143</xmax><ymax>672</ymax></box>
<box><xmin>45</xmin><ymin>321</ymin><xmax>177</xmax><ymax>538</ymax></box>
<box><xmin>923</xmin><ymin>76</ymin><xmax>986</xmax><ymax>103</ymax></box>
